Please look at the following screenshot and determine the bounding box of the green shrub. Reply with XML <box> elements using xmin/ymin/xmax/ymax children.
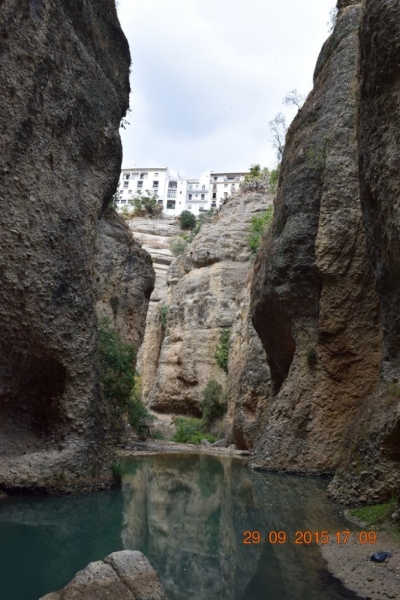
<box><xmin>173</xmin><ymin>417</ymin><xmax>215</xmax><ymax>444</ymax></box>
<box><xmin>128</xmin><ymin>396</ymin><xmax>153</xmax><ymax>433</ymax></box>
<box><xmin>98</xmin><ymin>320</ymin><xmax>153</xmax><ymax>435</ymax></box>
<box><xmin>98</xmin><ymin>318</ymin><xmax>136</xmax><ymax>411</ymax></box>
<box><xmin>247</xmin><ymin>206</ymin><xmax>274</xmax><ymax>254</ymax></box>
<box><xmin>215</xmin><ymin>329</ymin><xmax>231</xmax><ymax>372</ymax></box>
<box><xmin>160</xmin><ymin>305</ymin><xmax>169</xmax><ymax>328</ymax></box>
<box><xmin>131</xmin><ymin>191</ymin><xmax>163</xmax><ymax>217</ymax></box>
<box><xmin>180</xmin><ymin>210</ymin><xmax>196</xmax><ymax>230</ymax></box>
<box><xmin>169</xmin><ymin>238</ymin><xmax>187</xmax><ymax>256</ymax></box>
<box><xmin>201</xmin><ymin>380</ymin><xmax>227</xmax><ymax>429</ymax></box>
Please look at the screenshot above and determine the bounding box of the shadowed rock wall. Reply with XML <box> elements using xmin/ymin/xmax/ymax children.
<box><xmin>94</xmin><ymin>211</ymin><xmax>155</xmax><ymax>350</ymax></box>
<box><xmin>251</xmin><ymin>1</ymin><xmax>383</xmax><ymax>477</ymax></box>
<box><xmin>0</xmin><ymin>0</ymin><xmax>152</xmax><ymax>492</ymax></box>
<box><xmin>330</xmin><ymin>0</ymin><xmax>400</xmax><ymax>502</ymax></box>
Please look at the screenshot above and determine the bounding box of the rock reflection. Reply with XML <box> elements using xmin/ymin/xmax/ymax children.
<box><xmin>121</xmin><ymin>454</ymin><xmax>357</xmax><ymax>600</ymax></box>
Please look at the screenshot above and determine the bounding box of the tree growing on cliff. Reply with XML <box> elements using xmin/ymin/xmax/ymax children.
<box><xmin>283</xmin><ymin>89</ymin><xmax>305</xmax><ymax>110</ymax></box>
<box><xmin>269</xmin><ymin>113</ymin><xmax>287</xmax><ymax>161</ymax></box>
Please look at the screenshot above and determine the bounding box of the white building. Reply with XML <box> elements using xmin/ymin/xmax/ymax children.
<box><xmin>209</xmin><ymin>171</ymin><xmax>249</xmax><ymax>207</ymax></box>
<box><xmin>186</xmin><ymin>170</ymin><xmax>210</xmax><ymax>216</ymax></box>
<box><xmin>116</xmin><ymin>167</ymin><xmax>249</xmax><ymax>217</ymax></box>
<box><xmin>118</xmin><ymin>167</ymin><xmax>167</xmax><ymax>208</ymax></box>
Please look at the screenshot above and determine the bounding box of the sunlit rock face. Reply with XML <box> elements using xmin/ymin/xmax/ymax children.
<box><xmin>127</xmin><ymin>217</ymin><xmax>181</xmax><ymax>387</ymax></box>
<box><xmin>141</xmin><ymin>192</ymin><xmax>272</xmax><ymax>448</ymax></box>
<box><xmin>251</xmin><ymin>2</ymin><xmax>383</xmax><ymax>478</ymax></box>
<box><xmin>0</xmin><ymin>0</ymin><xmax>149</xmax><ymax>492</ymax></box>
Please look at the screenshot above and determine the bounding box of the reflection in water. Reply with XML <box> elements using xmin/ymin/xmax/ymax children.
<box><xmin>0</xmin><ymin>454</ymin><xmax>359</xmax><ymax>600</ymax></box>
<box><xmin>121</xmin><ymin>454</ymin><xmax>358</xmax><ymax>600</ymax></box>
<box><xmin>0</xmin><ymin>490</ymin><xmax>124</xmax><ymax>600</ymax></box>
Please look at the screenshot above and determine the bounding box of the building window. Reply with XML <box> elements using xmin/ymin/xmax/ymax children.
<box><xmin>121</xmin><ymin>198</ymin><xmax>127</xmax><ymax>204</ymax></box>
<box><xmin>137</xmin><ymin>181</ymin><xmax>143</xmax><ymax>188</ymax></box>
<box><xmin>195</xmin><ymin>194</ymin><xmax>198</xmax><ymax>198</ymax></box>
<box><xmin>140</xmin><ymin>172</ymin><xmax>148</xmax><ymax>179</ymax></box>
<box><xmin>167</xmin><ymin>200</ymin><xmax>176</xmax><ymax>209</ymax></box>
<box><xmin>195</xmin><ymin>184</ymin><xmax>198</xmax><ymax>188</ymax></box>
<box><xmin>212</xmin><ymin>193</ymin><xmax>216</xmax><ymax>199</ymax></box>
<box><xmin>131</xmin><ymin>172</ymin><xmax>139</xmax><ymax>179</ymax></box>
<box><xmin>155</xmin><ymin>172</ymin><xmax>159</xmax><ymax>177</ymax></box>
<box><xmin>157</xmin><ymin>199</ymin><xmax>163</xmax><ymax>205</ymax></box>
<box><xmin>123</xmin><ymin>174</ymin><xmax>130</xmax><ymax>180</ymax></box>
<box><xmin>187</xmin><ymin>205</ymin><xmax>192</xmax><ymax>209</ymax></box>
<box><xmin>231</xmin><ymin>185</ymin><xmax>235</xmax><ymax>190</ymax></box>
<box><xmin>188</xmin><ymin>194</ymin><xmax>192</xmax><ymax>200</ymax></box>
<box><xmin>180</xmin><ymin>191</ymin><xmax>182</xmax><ymax>194</ymax></box>
<box><xmin>167</xmin><ymin>190</ymin><xmax>176</xmax><ymax>199</ymax></box>
<box><xmin>202</xmin><ymin>185</ymin><xmax>205</xmax><ymax>190</ymax></box>
<box><xmin>128</xmin><ymin>190</ymin><xmax>133</xmax><ymax>195</ymax></box>
<box><xmin>153</xmin><ymin>181</ymin><xmax>159</xmax><ymax>188</ymax></box>
<box><xmin>227</xmin><ymin>176</ymin><xmax>235</xmax><ymax>180</ymax></box>
<box><xmin>214</xmin><ymin>176</ymin><xmax>217</xmax><ymax>181</ymax></box>
<box><xmin>224</xmin><ymin>192</ymin><xmax>228</xmax><ymax>198</ymax></box>
<box><xmin>123</xmin><ymin>181</ymin><xmax>129</xmax><ymax>188</ymax></box>
<box><xmin>224</xmin><ymin>184</ymin><xmax>228</xmax><ymax>188</ymax></box>
<box><xmin>201</xmin><ymin>194</ymin><xmax>205</xmax><ymax>200</ymax></box>
<box><xmin>188</xmin><ymin>185</ymin><xmax>193</xmax><ymax>190</ymax></box>
<box><xmin>213</xmin><ymin>184</ymin><xmax>217</xmax><ymax>191</ymax></box>
<box><xmin>211</xmin><ymin>202</ymin><xmax>216</xmax><ymax>207</ymax></box>
<box><xmin>168</xmin><ymin>181</ymin><xmax>177</xmax><ymax>189</ymax></box>
<box><xmin>199</xmin><ymin>206</ymin><xmax>205</xmax><ymax>211</ymax></box>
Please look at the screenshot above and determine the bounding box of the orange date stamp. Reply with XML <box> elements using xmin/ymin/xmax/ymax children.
<box><xmin>243</xmin><ymin>530</ymin><xmax>377</xmax><ymax>545</ymax></box>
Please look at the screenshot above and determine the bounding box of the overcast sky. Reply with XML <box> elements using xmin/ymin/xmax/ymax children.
<box><xmin>117</xmin><ymin>0</ymin><xmax>335</xmax><ymax>177</ymax></box>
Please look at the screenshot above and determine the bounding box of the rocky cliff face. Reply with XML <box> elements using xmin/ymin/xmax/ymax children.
<box><xmin>251</xmin><ymin>0</ymin><xmax>400</xmax><ymax>502</ymax></box>
<box><xmin>330</xmin><ymin>0</ymin><xmax>400</xmax><ymax>502</ymax></box>
<box><xmin>94</xmin><ymin>211</ymin><xmax>155</xmax><ymax>350</ymax></box>
<box><xmin>126</xmin><ymin>217</ymin><xmax>180</xmax><ymax>382</ymax></box>
<box><xmin>142</xmin><ymin>192</ymin><xmax>272</xmax><ymax>449</ymax></box>
<box><xmin>0</xmin><ymin>0</ymin><xmax>153</xmax><ymax>492</ymax></box>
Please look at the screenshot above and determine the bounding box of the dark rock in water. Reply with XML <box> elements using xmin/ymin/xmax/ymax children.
<box><xmin>370</xmin><ymin>551</ymin><xmax>392</xmax><ymax>563</ymax></box>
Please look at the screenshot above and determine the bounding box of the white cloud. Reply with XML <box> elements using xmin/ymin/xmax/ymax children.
<box><xmin>117</xmin><ymin>0</ymin><xmax>335</xmax><ymax>175</ymax></box>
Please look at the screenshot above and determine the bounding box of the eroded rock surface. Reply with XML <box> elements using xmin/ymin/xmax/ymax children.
<box><xmin>0</xmin><ymin>0</ymin><xmax>153</xmax><ymax>492</ymax></box>
<box><xmin>142</xmin><ymin>192</ymin><xmax>272</xmax><ymax>448</ymax></box>
<box><xmin>329</xmin><ymin>0</ymin><xmax>400</xmax><ymax>502</ymax></box>
<box><xmin>39</xmin><ymin>550</ymin><xmax>167</xmax><ymax>600</ymax></box>
<box><xmin>94</xmin><ymin>211</ymin><xmax>155</xmax><ymax>350</ymax></box>
<box><xmin>251</xmin><ymin>2</ymin><xmax>383</xmax><ymax>477</ymax></box>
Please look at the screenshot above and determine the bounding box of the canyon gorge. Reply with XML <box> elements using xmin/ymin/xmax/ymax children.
<box><xmin>0</xmin><ymin>0</ymin><xmax>399</xmax><ymax>542</ymax></box>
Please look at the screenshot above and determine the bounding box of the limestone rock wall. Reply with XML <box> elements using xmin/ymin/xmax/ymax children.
<box><xmin>126</xmin><ymin>217</ymin><xmax>180</xmax><ymax>383</ymax></box>
<box><xmin>94</xmin><ymin>211</ymin><xmax>155</xmax><ymax>351</ymax></box>
<box><xmin>251</xmin><ymin>1</ymin><xmax>383</xmax><ymax>477</ymax></box>
<box><xmin>0</xmin><ymin>0</ymin><xmax>153</xmax><ymax>492</ymax></box>
<box><xmin>329</xmin><ymin>0</ymin><xmax>400</xmax><ymax>502</ymax></box>
<box><xmin>142</xmin><ymin>192</ymin><xmax>272</xmax><ymax>448</ymax></box>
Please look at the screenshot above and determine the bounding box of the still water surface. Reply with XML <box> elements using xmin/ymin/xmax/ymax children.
<box><xmin>0</xmin><ymin>453</ymin><xmax>359</xmax><ymax>600</ymax></box>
